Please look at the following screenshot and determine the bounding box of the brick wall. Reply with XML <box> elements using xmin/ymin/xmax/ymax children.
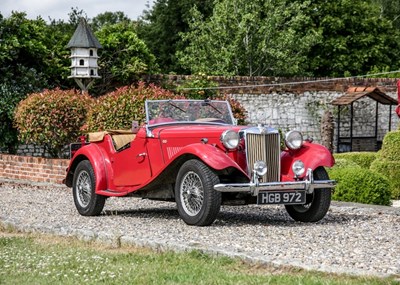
<box><xmin>0</xmin><ymin>154</ymin><xmax>69</xmax><ymax>184</ymax></box>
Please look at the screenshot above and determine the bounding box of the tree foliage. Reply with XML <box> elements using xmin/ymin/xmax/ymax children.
<box><xmin>0</xmin><ymin>12</ymin><xmax>71</xmax><ymax>153</ymax></box>
<box><xmin>137</xmin><ymin>0</ymin><xmax>214</xmax><ymax>73</ymax></box>
<box><xmin>177</xmin><ymin>0</ymin><xmax>321</xmax><ymax>76</ymax></box>
<box><xmin>91</xmin><ymin>11</ymin><xmax>131</xmax><ymax>32</ymax></box>
<box><xmin>303</xmin><ymin>0</ymin><xmax>400</xmax><ymax>77</ymax></box>
<box><xmin>95</xmin><ymin>22</ymin><xmax>159</xmax><ymax>94</ymax></box>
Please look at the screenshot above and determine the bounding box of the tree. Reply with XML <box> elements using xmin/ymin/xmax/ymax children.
<box><xmin>0</xmin><ymin>12</ymin><xmax>53</xmax><ymax>153</ymax></box>
<box><xmin>177</xmin><ymin>0</ymin><xmax>320</xmax><ymax>76</ymax></box>
<box><xmin>94</xmin><ymin>22</ymin><xmax>159</xmax><ymax>94</ymax></box>
<box><xmin>137</xmin><ymin>0</ymin><xmax>214</xmax><ymax>73</ymax></box>
<box><xmin>303</xmin><ymin>0</ymin><xmax>400</xmax><ymax>77</ymax></box>
<box><xmin>372</xmin><ymin>0</ymin><xmax>400</xmax><ymax>29</ymax></box>
<box><xmin>91</xmin><ymin>11</ymin><xmax>131</xmax><ymax>32</ymax></box>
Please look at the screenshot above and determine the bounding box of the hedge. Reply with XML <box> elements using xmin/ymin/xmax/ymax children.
<box><xmin>329</xmin><ymin>168</ymin><xmax>391</xmax><ymax>206</ymax></box>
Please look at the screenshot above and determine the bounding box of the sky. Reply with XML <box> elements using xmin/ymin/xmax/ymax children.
<box><xmin>1</xmin><ymin>0</ymin><xmax>154</xmax><ymax>22</ymax></box>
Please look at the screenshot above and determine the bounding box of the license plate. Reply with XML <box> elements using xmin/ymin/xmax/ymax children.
<box><xmin>257</xmin><ymin>191</ymin><xmax>306</xmax><ymax>205</ymax></box>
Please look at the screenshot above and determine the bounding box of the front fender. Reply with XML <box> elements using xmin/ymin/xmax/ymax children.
<box><xmin>65</xmin><ymin>144</ymin><xmax>109</xmax><ymax>192</ymax></box>
<box><xmin>281</xmin><ymin>142</ymin><xmax>335</xmax><ymax>180</ymax></box>
<box><xmin>174</xmin><ymin>143</ymin><xmax>248</xmax><ymax>176</ymax></box>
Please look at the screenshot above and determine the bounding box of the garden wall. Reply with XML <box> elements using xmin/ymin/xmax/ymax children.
<box><xmin>0</xmin><ymin>154</ymin><xmax>69</xmax><ymax>184</ymax></box>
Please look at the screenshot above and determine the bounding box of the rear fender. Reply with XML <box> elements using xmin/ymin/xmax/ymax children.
<box><xmin>65</xmin><ymin>144</ymin><xmax>109</xmax><ymax>192</ymax></box>
<box><xmin>174</xmin><ymin>143</ymin><xmax>248</xmax><ymax>176</ymax></box>
<box><xmin>281</xmin><ymin>142</ymin><xmax>334</xmax><ymax>180</ymax></box>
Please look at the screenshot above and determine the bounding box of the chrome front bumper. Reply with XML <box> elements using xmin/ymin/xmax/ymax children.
<box><xmin>213</xmin><ymin>168</ymin><xmax>336</xmax><ymax>196</ymax></box>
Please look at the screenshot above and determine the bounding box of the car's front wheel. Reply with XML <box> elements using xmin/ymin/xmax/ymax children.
<box><xmin>175</xmin><ymin>159</ymin><xmax>221</xmax><ymax>226</ymax></box>
<box><xmin>72</xmin><ymin>160</ymin><xmax>106</xmax><ymax>216</ymax></box>
<box><xmin>285</xmin><ymin>167</ymin><xmax>331</xmax><ymax>222</ymax></box>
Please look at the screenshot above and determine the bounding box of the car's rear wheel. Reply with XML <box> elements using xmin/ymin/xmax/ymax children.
<box><xmin>175</xmin><ymin>159</ymin><xmax>221</xmax><ymax>226</ymax></box>
<box><xmin>73</xmin><ymin>160</ymin><xmax>106</xmax><ymax>216</ymax></box>
<box><xmin>285</xmin><ymin>167</ymin><xmax>331</xmax><ymax>222</ymax></box>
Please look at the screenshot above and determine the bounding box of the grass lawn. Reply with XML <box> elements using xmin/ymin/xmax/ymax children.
<box><xmin>0</xmin><ymin>227</ymin><xmax>398</xmax><ymax>285</ymax></box>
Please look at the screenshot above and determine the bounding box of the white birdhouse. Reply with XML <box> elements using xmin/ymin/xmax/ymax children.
<box><xmin>67</xmin><ymin>18</ymin><xmax>102</xmax><ymax>92</ymax></box>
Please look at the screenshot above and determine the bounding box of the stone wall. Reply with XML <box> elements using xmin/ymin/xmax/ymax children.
<box><xmin>232</xmin><ymin>91</ymin><xmax>399</xmax><ymax>152</ymax></box>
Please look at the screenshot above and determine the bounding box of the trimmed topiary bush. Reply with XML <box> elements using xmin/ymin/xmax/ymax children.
<box><xmin>329</xmin><ymin>158</ymin><xmax>361</xmax><ymax>169</ymax></box>
<box><xmin>330</xmin><ymin>168</ymin><xmax>391</xmax><ymax>206</ymax></box>
<box><xmin>334</xmin><ymin>152</ymin><xmax>377</xmax><ymax>169</ymax></box>
<box><xmin>14</xmin><ymin>88</ymin><xmax>91</xmax><ymax>158</ymax></box>
<box><xmin>370</xmin><ymin>131</ymin><xmax>400</xmax><ymax>199</ymax></box>
<box><xmin>85</xmin><ymin>82</ymin><xmax>181</xmax><ymax>131</ymax></box>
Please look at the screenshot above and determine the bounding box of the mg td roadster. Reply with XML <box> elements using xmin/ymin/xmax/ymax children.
<box><xmin>64</xmin><ymin>99</ymin><xmax>335</xmax><ymax>226</ymax></box>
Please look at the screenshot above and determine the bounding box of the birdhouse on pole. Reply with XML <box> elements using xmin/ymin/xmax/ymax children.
<box><xmin>67</xmin><ymin>18</ymin><xmax>102</xmax><ymax>93</ymax></box>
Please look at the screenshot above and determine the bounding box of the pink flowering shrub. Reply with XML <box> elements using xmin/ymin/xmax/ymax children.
<box><xmin>14</xmin><ymin>88</ymin><xmax>91</xmax><ymax>158</ymax></box>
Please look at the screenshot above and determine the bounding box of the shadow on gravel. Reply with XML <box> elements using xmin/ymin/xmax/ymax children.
<box><xmin>102</xmin><ymin>204</ymin><xmax>374</xmax><ymax>227</ymax></box>
<box><xmin>103</xmin><ymin>207</ymin><xmax>180</xmax><ymax>221</ymax></box>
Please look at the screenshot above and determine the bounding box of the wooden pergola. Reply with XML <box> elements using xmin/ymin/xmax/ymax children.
<box><xmin>331</xmin><ymin>86</ymin><xmax>398</xmax><ymax>153</ymax></box>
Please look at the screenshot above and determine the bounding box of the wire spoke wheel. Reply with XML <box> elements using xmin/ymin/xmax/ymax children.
<box><xmin>76</xmin><ymin>170</ymin><xmax>92</xmax><ymax>208</ymax></box>
<box><xmin>175</xmin><ymin>159</ymin><xmax>221</xmax><ymax>226</ymax></box>
<box><xmin>72</xmin><ymin>160</ymin><xmax>105</xmax><ymax>216</ymax></box>
<box><xmin>180</xmin><ymin>171</ymin><xmax>204</xmax><ymax>216</ymax></box>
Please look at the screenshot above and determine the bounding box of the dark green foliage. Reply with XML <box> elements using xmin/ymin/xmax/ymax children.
<box><xmin>333</xmin><ymin>152</ymin><xmax>377</xmax><ymax>169</ymax></box>
<box><xmin>137</xmin><ymin>0</ymin><xmax>214</xmax><ymax>73</ymax></box>
<box><xmin>90</xmin><ymin>11</ymin><xmax>130</xmax><ymax>32</ymax></box>
<box><xmin>95</xmin><ymin>22</ymin><xmax>159</xmax><ymax>94</ymax></box>
<box><xmin>85</xmin><ymin>82</ymin><xmax>180</xmax><ymax>131</ymax></box>
<box><xmin>14</xmin><ymin>89</ymin><xmax>92</xmax><ymax>158</ymax></box>
<box><xmin>330</xmin><ymin>168</ymin><xmax>391</xmax><ymax>206</ymax></box>
<box><xmin>370</xmin><ymin>131</ymin><xmax>400</xmax><ymax>199</ymax></box>
<box><xmin>303</xmin><ymin>0</ymin><xmax>400</xmax><ymax>77</ymax></box>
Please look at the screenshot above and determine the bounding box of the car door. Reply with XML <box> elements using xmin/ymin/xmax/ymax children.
<box><xmin>112</xmin><ymin>137</ymin><xmax>151</xmax><ymax>187</ymax></box>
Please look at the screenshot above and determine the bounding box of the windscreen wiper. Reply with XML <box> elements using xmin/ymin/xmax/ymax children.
<box><xmin>168</xmin><ymin>100</ymin><xmax>186</xmax><ymax>113</ymax></box>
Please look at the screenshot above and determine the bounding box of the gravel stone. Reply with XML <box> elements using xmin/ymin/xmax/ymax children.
<box><xmin>0</xmin><ymin>179</ymin><xmax>399</xmax><ymax>278</ymax></box>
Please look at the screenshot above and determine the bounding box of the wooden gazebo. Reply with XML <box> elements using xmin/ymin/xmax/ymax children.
<box><xmin>331</xmin><ymin>86</ymin><xmax>398</xmax><ymax>152</ymax></box>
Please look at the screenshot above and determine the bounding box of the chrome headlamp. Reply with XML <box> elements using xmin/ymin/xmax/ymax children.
<box><xmin>285</xmin><ymin>130</ymin><xmax>303</xmax><ymax>150</ymax></box>
<box><xmin>253</xmin><ymin>160</ymin><xmax>267</xmax><ymax>176</ymax></box>
<box><xmin>220</xmin><ymin>130</ymin><xmax>239</xmax><ymax>150</ymax></box>
<box><xmin>292</xmin><ymin>160</ymin><xmax>305</xmax><ymax>177</ymax></box>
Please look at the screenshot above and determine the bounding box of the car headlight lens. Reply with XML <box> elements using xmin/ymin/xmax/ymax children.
<box><xmin>292</xmin><ymin>160</ymin><xmax>305</xmax><ymax>176</ymax></box>
<box><xmin>254</xmin><ymin>160</ymin><xmax>267</xmax><ymax>176</ymax></box>
<box><xmin>220</xmin><ymin>130</ymin><xmax>239</xmax><ymax>150</ymax></box>
<box><xmin>285</xmin><ymin>130</ymin><xmax>303</xmax><ymax>150</ymax></box>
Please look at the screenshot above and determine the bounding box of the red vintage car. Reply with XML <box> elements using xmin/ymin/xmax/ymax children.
<box><xmin>64</xmin><ymin>99</ymin><xmax>335</xmax><ymax>226</ymax></box>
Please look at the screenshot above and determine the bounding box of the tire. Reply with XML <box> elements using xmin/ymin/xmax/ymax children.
<box><xmin>285</xmin><ymin>167</ymin><xmax>331</xmax><ymax>222</ymax></box>
<box><xmin>175</xmin><ymin>159</ymin><xmax>221</xmax><ymax>226</ymax></box>
<box><xmin>72</xmin><ymin>160</ymin><xmax>106</xmax><ymax>216</ymax></box>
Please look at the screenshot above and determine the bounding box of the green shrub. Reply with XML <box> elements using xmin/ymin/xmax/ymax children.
<box><xmin>330</xmin><ymin>168</ymin><xmax>391</xmax><ymax>206</ymax></box>
<box><xmin>333</xmin><ymin>152</ymin><xmax>377</xmax><ymax>169</ymax></box>
<box><xmin>14</xmin><ymin>88</ymin><xmax>91</xmax><ymax>158</ymax></box>
<box><xmin>85</xmin><ymin>82</ymin><xmax>180</xmax><ymax>131</ymax></box>
<box><xmin>369</xmin><ymin>131</ymin><xmax>400</xmax><ymax>199</ymax></box>
<box><xmin>329</xmin><ymin>158</ymin><xmax>361</xmax><ymax>169</ymax></box>
<box><xmin>370</xmin><ymin>160</ymin><xmax>400</xmax><ymax>199</ymax></box>
<box><xmin>378</xmin><ymin>131</ymin><xmax>400</xmax><ymax>160</ymax></box>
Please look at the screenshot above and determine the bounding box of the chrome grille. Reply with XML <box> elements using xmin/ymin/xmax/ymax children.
<box><xmin>246</xmin><ymin>133</ymin><xmax>281</xmax><ymax>182</ymax></box>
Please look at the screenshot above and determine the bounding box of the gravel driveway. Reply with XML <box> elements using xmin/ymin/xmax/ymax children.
<box><xmin>0</xmin><ymin>179</ymin><xmax>399</xmax><ymax>278</ymax></box>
